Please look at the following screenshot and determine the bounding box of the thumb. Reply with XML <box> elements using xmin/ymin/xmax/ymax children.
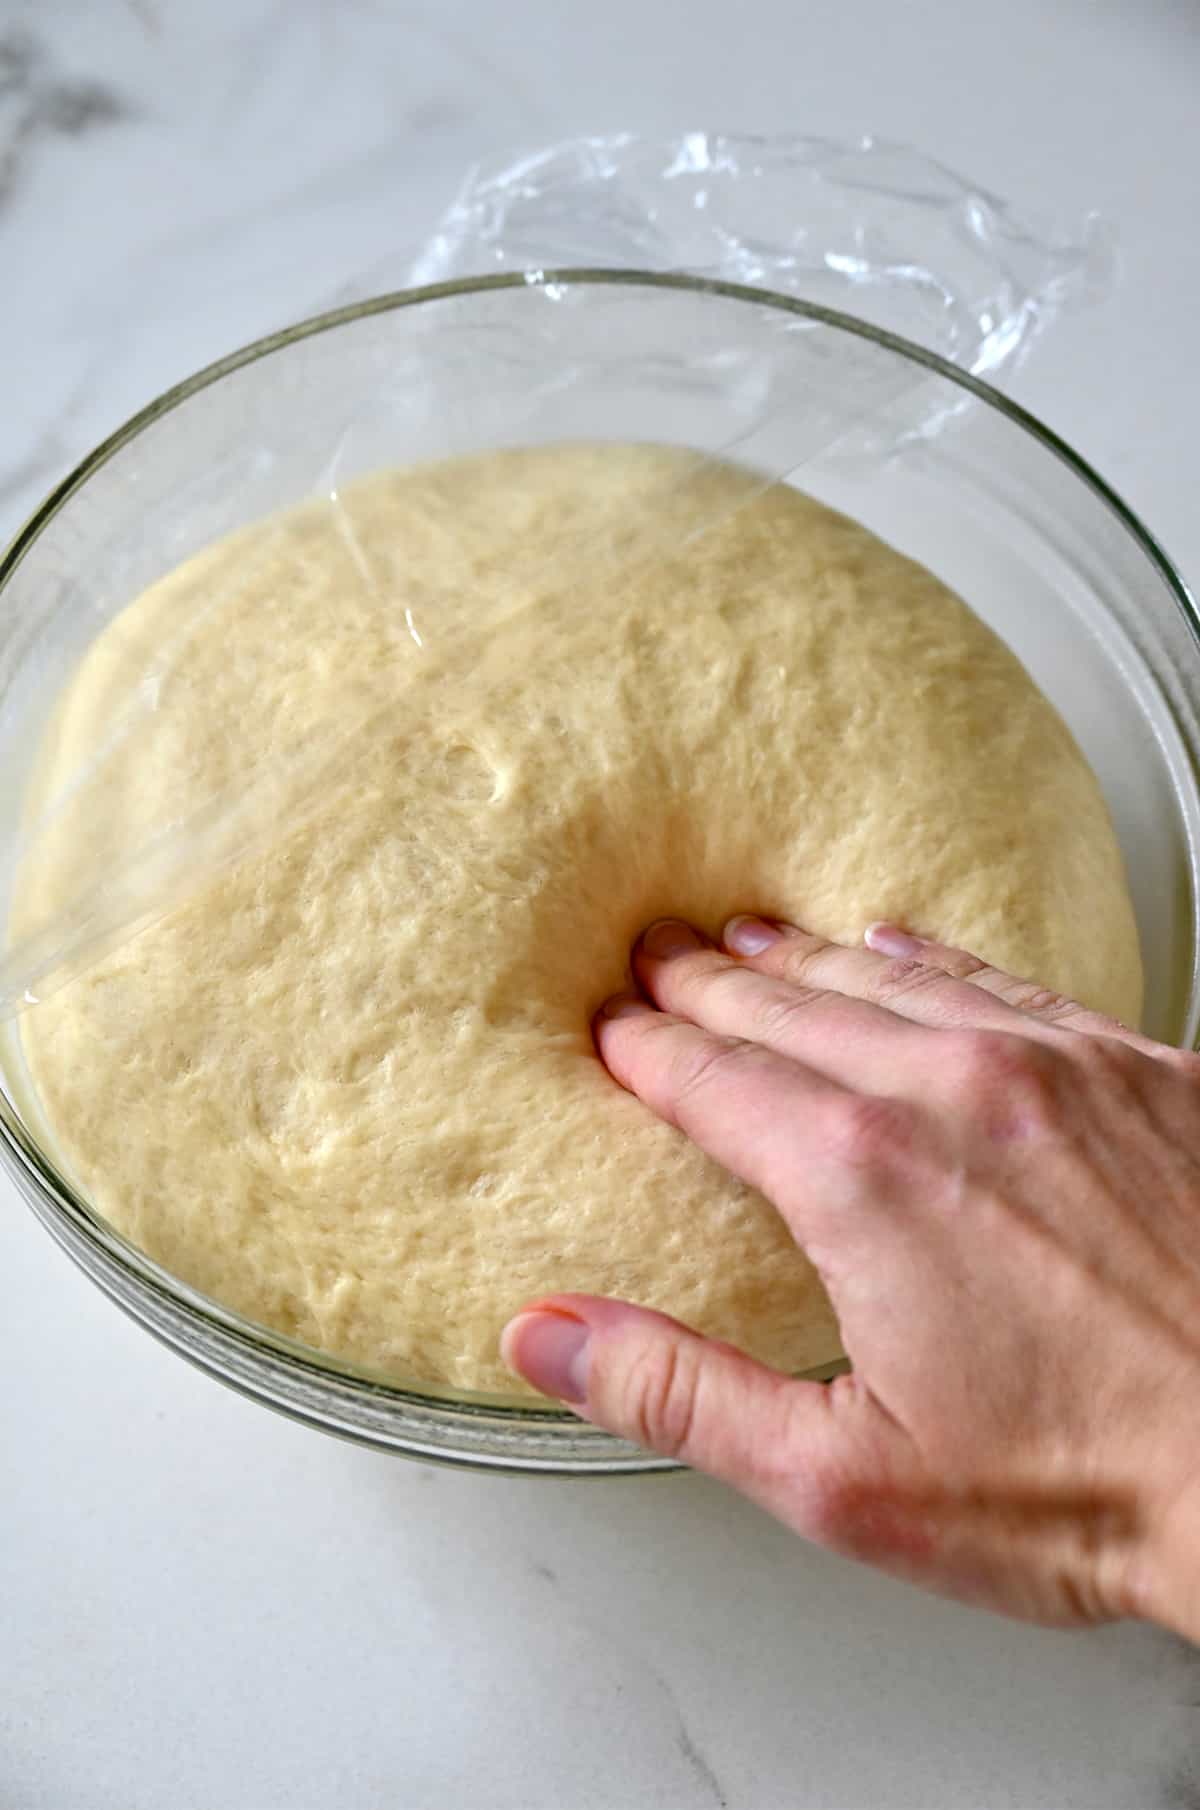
<box><xmin>501</xmin><ymin>1293</ymin><xmax>852</xmax><ymax>1529</ymax></box>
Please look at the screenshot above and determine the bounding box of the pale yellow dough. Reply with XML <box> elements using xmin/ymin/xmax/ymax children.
<box><xmin>14</xmin><ymin>445</ymin><xmax>1143</xmax><ymax>1393</ymax></box>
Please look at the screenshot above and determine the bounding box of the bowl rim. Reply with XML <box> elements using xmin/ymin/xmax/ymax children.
<box><xmin>2</xmin><ymin>265</ymin><xmax>1197</xmax><ymax>1451</ymax></box>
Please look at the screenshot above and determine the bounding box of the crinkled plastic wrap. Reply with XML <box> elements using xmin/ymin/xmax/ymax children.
<box><xmin>0</xmin><ymin>132</ymin><xmax>1109</xmax><ymax>1018</ymax></box>
<box><xmin>413</xmin><ymin>132</ymin><xmax>1110</xmax><ymax>384</ymax></box>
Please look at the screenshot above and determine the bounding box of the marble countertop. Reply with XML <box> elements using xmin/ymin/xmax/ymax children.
<box><xmin>3</xmin><ymin>1</ymin><xmax>1200</xmax><ymax>1805</ymax></box>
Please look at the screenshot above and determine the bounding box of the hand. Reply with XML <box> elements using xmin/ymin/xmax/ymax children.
<box><xmin>501</xmin><ymin>915</ymin><xmax>1200</xmax><ymax>1637</ymax></box>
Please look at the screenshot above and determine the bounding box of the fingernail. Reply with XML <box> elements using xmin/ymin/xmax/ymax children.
<box><xmin>501</xmin><ymin>1310</ymin><xmax>591</xmax><ymax>1404</ymax></box>
<box><xmin>724</xmin><ymin>914</ymin><xmax>783</xmax><ymax>956</ymax></box>
<box><xmin>598</xmin><ymin>990</ymin><xmax>651</xmax><ymax>1020</ymax></box>
<box><xmin>641</xmin><ymin>918</ymin><xmax>702</xmax><ymax>960</ymax></box>
<box><xmin>865</xmin><ymin>922</ymin><xmax>925</xmax><ymax>958</ymax></box>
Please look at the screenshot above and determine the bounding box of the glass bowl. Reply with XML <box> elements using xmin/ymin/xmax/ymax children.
<box><xmin>1</xmin><ymin>270</ymin><xmax>1197</xmax><ymax>1474</ymax></box>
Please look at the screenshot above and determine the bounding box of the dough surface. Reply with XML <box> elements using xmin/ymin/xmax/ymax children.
<box><xmin>14</xmin><ymin>445</ymin><xmax>1143</xmax><ymax>1394</ymax></box>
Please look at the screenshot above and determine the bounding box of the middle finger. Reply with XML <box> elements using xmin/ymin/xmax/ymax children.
<box><xmin>634</xmin><ymin>919</ymin><xmax>926</xmax><ymax>1094</ymax></box>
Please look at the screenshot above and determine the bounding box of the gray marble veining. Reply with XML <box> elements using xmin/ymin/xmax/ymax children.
<box><xmin>0</xmin><ymin>22</ymin><xmax>131</xmax><ymax>210</ymax></box>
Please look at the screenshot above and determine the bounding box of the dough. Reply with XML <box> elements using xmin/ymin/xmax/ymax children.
<box><xmin>13</xmin><ymin>445</ymin><xmax>1143</xmax><ymax>1394</ymax></box>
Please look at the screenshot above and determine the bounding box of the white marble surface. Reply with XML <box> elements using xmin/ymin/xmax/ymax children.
<box><xmin>3</xmin><ymin>1</ymin><xmax>1200</xmax><ymax>1805</ymax></box>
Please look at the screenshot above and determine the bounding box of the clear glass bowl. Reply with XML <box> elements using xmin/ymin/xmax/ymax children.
<box><xmin>1</xmin><ymin>271</ymin><xmax>1197</xmax><ymax>1473</ymax></box>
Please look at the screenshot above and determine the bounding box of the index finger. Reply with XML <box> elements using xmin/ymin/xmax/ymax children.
<box><xmin>593</xmin><ymin>991</ymin><xmax>925</xmax><ymax>1242</ymax></box>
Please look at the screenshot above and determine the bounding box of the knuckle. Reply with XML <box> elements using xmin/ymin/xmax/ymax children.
<box><xmin>942</xmin><ymin>950</ymin><xmax>988</xmax><ymax>979</ymax></box>
<box><xmin>952</xmin><ymin>1027</ymin><xmax>1035</xmax><ymax>1080</ymax></box>
<box><xmin>668</xmin><ymin>1034</ymin><xmax>750</xmax><ymax>1116</ymax></box>
<box><xmin>675</xmin><ymin>952</ymin><xmax>737</xmax><ymax>1003</ymax></box>
<box><xmin>821</xmin><ymin>1092</ymin><xmax>917</xmax><ymax>1172</ymax></box>
<box><xmin>754</xmin><ymin>986</ymin><xmax>827</xmax><ymax>1040</ymax></box>
<box><xmin>1164</xmin><ymin>1044</ymin><xmax>1200</xmax><ymax>1082</ymax></box>
<box><xmin>778</xmin><ymin>940</ymin><xmax>830</xmax><ymax>989</ymax></box>
<box><xmin>911</xmin><ymin>945</ymin><xmax>989</xmax><ymax>982</ymax></box>
<box><xmin>947</xmin><ymin>1028</ymin><xmax>1062</xmax><ymax>1116</ymax></box>
<box><xmin>1000</xmin><ymin>979</ymin><xmax>1079</xmax><ymax>1021</ymax></box>
<box><xmin>866</xmin><ymin>956</ymin><xmax>948</xmax><ymax>1003</ymax></box>
<box><xmin>622</xmin><ymin>1338</ymin><xmax>703</xmax><ymax>1460</ymax></box>
<box><xmin>1069</xmin><ymin>1030</ymin><xmax>1132</xmax><ymax>1072</ymax></box>
<box><xmin>1065</xmin><ymin>1031</ymin><xmax>1150</xmax><ymax>1089</ymax></box>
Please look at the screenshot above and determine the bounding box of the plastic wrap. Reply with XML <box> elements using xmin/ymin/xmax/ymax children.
<box><xmin>413</xmin><ymin>132</ymin><xmax>1110</xmax><ymax>383</ymax></box>
<box><xmin>0</xmin><ymin>132</ymin><xmax>1109</xmax><ymax>1018</ymax></box>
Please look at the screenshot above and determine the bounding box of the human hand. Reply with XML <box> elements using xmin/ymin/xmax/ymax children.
<box><xmin>501</xmin><ymin>915</ymin><xmax>1200</xmax><ymax>1637</ymax></box>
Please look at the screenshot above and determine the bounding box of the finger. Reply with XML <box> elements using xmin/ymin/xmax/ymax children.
<box><xmin>863</xmin><ymin>922</ymin><xmax>1157</xmax><ymax>1053</ymax></box>
<box><xmin>634</xmin><ymin>918</ymin><xmax>923</xmax><ymax>1093</ymax></box>
<box><xmin>593</xmin><ymin>991</ymin><xmax>928</xmax><ymax>1244</ymax></box>
<box><xmin>500</xmin><ymin>1294</ymin><xmax>859</xmax><ymax>1532</ymax></box>
<box><xmin>723</xmin><ymin>913</ymin><xmax>1074</xmax><ymax>1042</ymax></box>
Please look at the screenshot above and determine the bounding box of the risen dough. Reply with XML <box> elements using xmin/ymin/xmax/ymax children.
<box><xmin>15</xmin><ymin>445</ymin><xmax>1142</xmax><ymax>1393</ymax></box>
